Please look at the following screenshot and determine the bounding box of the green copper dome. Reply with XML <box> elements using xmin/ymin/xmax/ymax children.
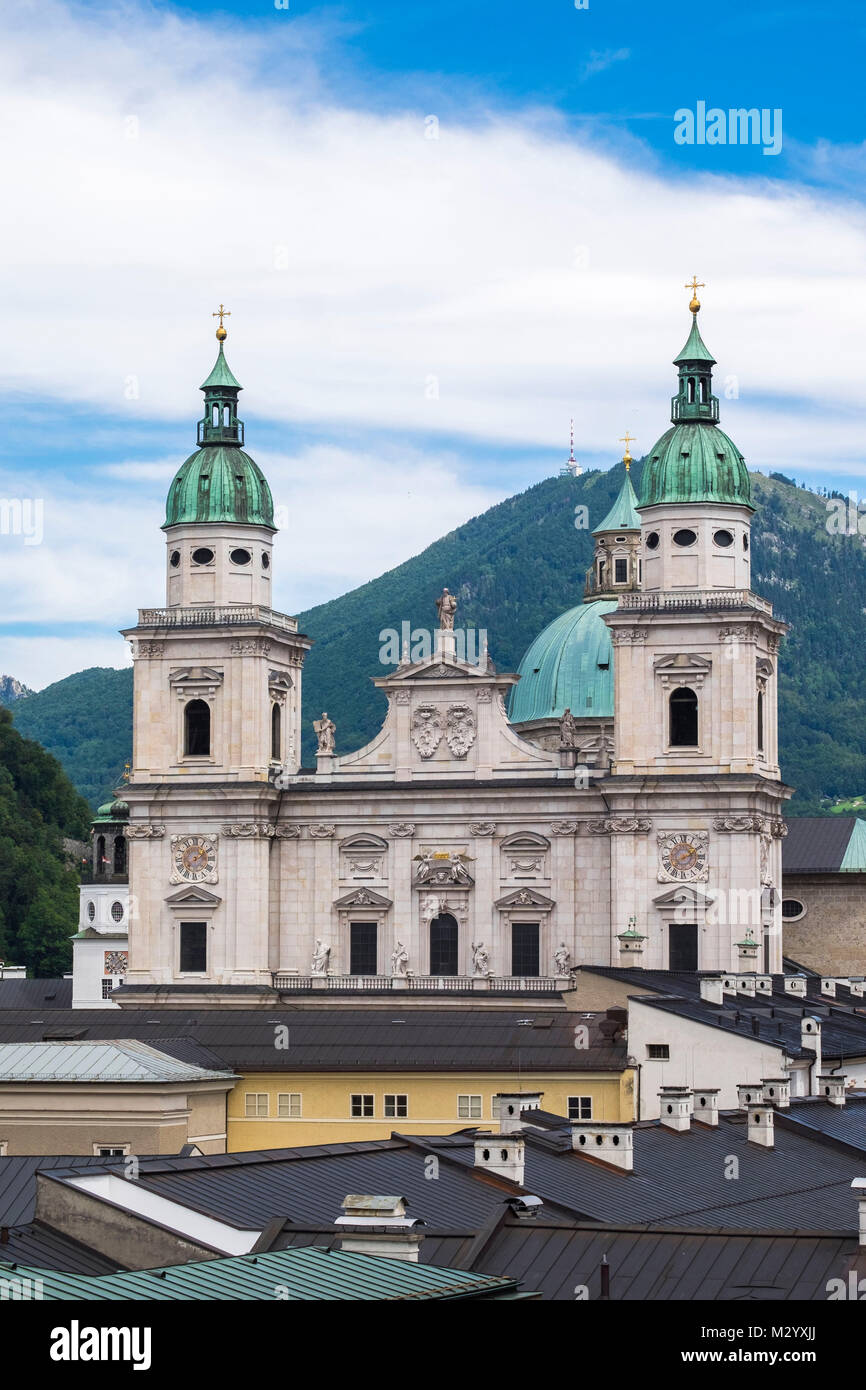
<box><xmin>163</xmin><ymin>335</ymin><xmax>276</xmax><ymax>530</ymax></box>
<box><xmin>640</xmin><ymin>422</ymin><xmax>752</xmax><ymax>509</ymax></box>
<box><xmin>164</xmin><ymin>445</ymin><xmax>275</xmax><ymax>528</ymax></box>
<box><xmin>509</xmin><ymin>599</ymin><xmax>617</xmax><ymax>724</ymax></box>
<box><xmin>594</xmin><ymin>470</ymin><xmax>641</xmax><ymax>534</ymax></box>
<box><xmin>639</xmin><ymin>305</ymin><xmax>753</xmax><ymax>511</ymax></box>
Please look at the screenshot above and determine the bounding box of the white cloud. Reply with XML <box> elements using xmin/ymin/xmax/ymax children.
<box><xmin>1</xmin><ymin>0</ymin><xmax>865</xmax><ymax>687</ymax></box>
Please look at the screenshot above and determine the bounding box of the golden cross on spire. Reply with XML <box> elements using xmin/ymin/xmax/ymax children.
<box><xmin>212</xmin><ymin>303</ymin><xmax>231</xmax><ymax>341</ymax></box>
<box><xmin>684</xmin><ymin>276</ymin><xmax>705</xmax><ymax>313</ymax></box>
<box><xmin>619</xmin><ymin>431</ymin><xmax>636</xmax><ymax>470</ymax></box>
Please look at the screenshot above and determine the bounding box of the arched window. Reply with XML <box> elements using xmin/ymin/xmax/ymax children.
<box><xmin>96</xmin><ymin>835</ymin><xmax>106</xmax><ymax>872</ymax></box>
<box><xmin>430</xmin><ymin>913</ymin><xmax>459</xmax><ymax>976</ymax></box>
<box><xmin>700</xmin><ymin>377</ymin><xmax>708</xmax><ymax>403</ymax></box>
<box><xmin>271</xmin><ymin>702</ymin><xmax>281</xmax><ymax>761</ymax></box>
<box><xmin>687</xmin><ymin>377</ymin><xmax>695</xmax><ymax>403</ymax></box>
<box><xmin>223</xmin><ymin>405</ymin><xmax>230</xmax><ymax>426</ymax></box>
<box><xmin>212</xmin><ymin>405</ymin><xmax>219</xmax><ymax>426</ymax></box>
<box><xmin>757</xmin><ymin>690</ymin><xmax>765</xmax><ymax>754</ymax></box>
<box><xmin>113</xmin><ymin>835</ymin><xmax>126</xmax><ymax>875</ymax></box>
<box><xmin>184</xmin><ymin>699</ymin><xmax>211</xmax><ymax>756</ymax></box>
<box><xmin>669</xmin><ymin>686</ymin><xmax>698</xmax><ymax>747</ymax></box>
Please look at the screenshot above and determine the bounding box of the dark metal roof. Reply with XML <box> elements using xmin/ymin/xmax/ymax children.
<box><xmin>0</xmin><ymin>978</ymin><xmax>72</xmax><ymax>1009</ymax></box>
<box><xmin>0</xmin><ymin>1155</ymin><xmax>128</xmax><ymax>1225</ymax></box>
<box><xmin>783</xmin><ymin>816</ymin><xmax>857</xmax><ymax>873</ymax></box>
<box><xmin>0</xmin><ymin>1223</ymin><xmax>121</xmax><ymax>1276</ymax></box>
<box><xmin>778</xmin><ymin>1096</ymin><xmax>866</xmax><ymax>1153</ymax></box>
<box><xmin>0</xmin><ymin>1008</ymin><xmax>626</xmax><ymax>1072</ymax></box>
<box><xmin>583</xmin><ymin>966</ymin><xmax>866</xmax><ymax>1063</ymax></box>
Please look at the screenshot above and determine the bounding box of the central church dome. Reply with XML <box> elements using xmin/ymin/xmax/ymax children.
<box><xmin>509</xmin><ymin>599</ymin><xmax>617</xmax><ymax>724</ymax></box>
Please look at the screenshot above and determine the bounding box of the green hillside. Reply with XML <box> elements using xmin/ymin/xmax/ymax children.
<box><xmin>11</xmin><ymin>465</ymin><xmax>866</xmax><ymax>813</ymax></box>
<box><xmin>0</xmin><ymin>707</ymin><xmax>91</xmax><ymax>976</ymax></box>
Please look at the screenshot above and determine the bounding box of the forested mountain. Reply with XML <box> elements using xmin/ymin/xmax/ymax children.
<box><xmin>0</xmin><ymin>707</ymin><xmax>91</xmax><ymax>976</ymax></box>
<box><xmin>10</xmin><ymin>465</ymin><xmax>866</xmax><ymax>814</ymax></box>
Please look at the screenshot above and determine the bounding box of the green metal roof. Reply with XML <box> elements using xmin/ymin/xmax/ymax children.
<box><xmin>593</xmin><ymin>471</ymin><xmax>641</xmax><ymax>534</ymax></box>
<box><xmin>0</xmin><ymin>1040</ymin><xmax>236</xmax><ymax>1083</ymax></box>
<box><xmin>639</xmin><ymin>422</ymin><xmax>752</xmax><ymax>510</ymax></box>
<box><xmin>163</xmin><ymin>445</ymin><xmax>275</xmax><ymax>529</ymax></box>
<box><xmin>509</xmin><ymin>599</ymin><xmax>616</xmax><ymax>724</ymax></box>
<box><xmin>840</xmin><ymin>818</ymin><xmax>866</xmax><ymax>872</ymax></box>
<box><xmin>200</xmin><ymin>343</ymin><xmax>242</xmax><ymax>391</ymax></box>
<box><xmin>3</xmin><ymin>1246</ymin><xmax>524</xmax><ymax>1300</ymax></box>
<box><xmin>674</xmin><ymin>314</ymin><xmax>716</xmax><ymax>365</ymax></box>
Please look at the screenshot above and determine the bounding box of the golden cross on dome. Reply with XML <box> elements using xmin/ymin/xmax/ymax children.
<box><xmin>684</xmin><ymin>276</ymin><xmax>705</xmax><ymax>313</ymax></box>
<box><xmin>212</xmin><ymin>303</ymin><xmax>231</xmax><ymax>340</ymax></box>
<box><xmin>618</xmin><ymin>431</ymin><xmax>636</xmax><ymax>470</ymax></box>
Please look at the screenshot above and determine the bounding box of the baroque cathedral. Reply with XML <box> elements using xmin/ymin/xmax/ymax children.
<box><xmin>80</xmin><ymin>288</ymin><xmax>791</xmax><ymax>1008</ymax></box>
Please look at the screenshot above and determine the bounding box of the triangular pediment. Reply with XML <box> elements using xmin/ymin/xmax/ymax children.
<box><xmin>653</xmin><ymin>886</ymin><xmax>715</xmax><ymax>909</ymax></box>
<box><xmin>494</xmin><ymin>888</ymin><xmax>555</xmax><ymax>910</ymax></box>
<box><xmin>333</xmin><ymin>887</ymin><xmax>393</xmax><ymax>909</ymax></box>
<box><xmin>653</xmin><ymin>653</ymin><xmax>712</xmax><ymax>673</ymax></box>
<box><xmin>165</xmin><ymin>886</ymin><xmax>223</xmax><ymax>908</ymax></box>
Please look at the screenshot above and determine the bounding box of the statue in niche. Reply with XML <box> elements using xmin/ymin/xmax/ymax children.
<box><xmin>311</xmin><ymin>940</ymin><xmax>330</xmax><ymax>975</ymax></box>
<box><xmin>391</xmin><ymin>940</ymin><xmax>409</xmax><ymax>976</ymax></box>
<box><xmin>435</xmin><ymin>587</ymin><xmax>458</xmax><ymax>630</ymax></box>
<box><xmin>313</xmin><ymin>712</ymin><xmax>336</xmax><ymax>754</ymax></box>
<box><xmin>471</xmin><ymin>940</ymin><xmax>490</xmax><ymax>976</ymax></box>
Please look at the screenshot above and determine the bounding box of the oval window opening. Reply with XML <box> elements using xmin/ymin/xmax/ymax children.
<box><xmin>743</xmin><ymin>534</ymin><xmax>750</xmax><ymax>552</ymax></box>
<box><xmin>262</xmin><ymin>552</ymin><xmax>270</xmax><ymax>569</ymax></box>
<box><xmin>191</xmin><ymin>547</ymin><xmax>214</xmax><ymax>565</ymax></box>
<box><xmin>645</xmin><ymin>532</ymin><xmax>660</xmax><ymax>551</ymax></box>
<box><xmin>713</xmin><ymin>529</ymin><xmax>734</xmax><ymax>548</ymax></box>
<box><xmin>230</xmin><ymin>548</ymin><xmax>251</xmax><ymax>565</ymax></box>
<box><xmin>169</xmin><ymin>550</ymin><xmax>181</xmax><ymax>568</ymax></box>
<box><xmin>781</xmin><ymin>899</ymin><xmax>806</xmax><ymax>920</ymax></box>
<box><xmin>673</xmin><ymin>528</ymin><xmax>697</xmax><ymax>547</ymax></box>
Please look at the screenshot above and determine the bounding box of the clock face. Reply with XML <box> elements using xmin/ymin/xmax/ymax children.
<box><xmin>659</xmin><ymin>833</ymin><xmax>707</xmax><ymax>882</ymax></box>
<box><xmin>172</xmin><ymin>836</ymin><xmax>217</xmax><ymax>883</ymax></box>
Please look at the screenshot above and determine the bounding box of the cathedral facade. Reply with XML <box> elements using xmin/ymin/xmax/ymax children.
<box><xmin>118</xmin><ymin>293</ymin><xmax>790</xmax><ymax>1004</ymax></box>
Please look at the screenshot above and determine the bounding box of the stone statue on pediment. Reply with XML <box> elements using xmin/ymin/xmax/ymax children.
<box><xmin>435</xmin><ymin>587</ymin><xmax>458</xmax><ymax>631</ymax></box>
<box><xmin>313</xmin><ymin>712</ymin><xmax>336</xmax><ymax>754</ymax></box>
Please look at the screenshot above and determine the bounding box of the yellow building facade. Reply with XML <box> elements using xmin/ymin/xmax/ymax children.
<box><xmin>227</xmin><ymin>1067</ymin><xmax>635</xmax><ymax>1150</ymax></box>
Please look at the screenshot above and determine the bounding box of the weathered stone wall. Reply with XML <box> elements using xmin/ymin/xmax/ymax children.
<box><xmin>782</xmin><ymin>873</ymin><xmax>866</xmax><ymax>975</ymax></box>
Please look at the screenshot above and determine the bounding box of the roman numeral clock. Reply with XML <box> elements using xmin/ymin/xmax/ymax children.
<box><xmin>657</xmin><ymin>831</ymin><xmax>708</xmax><ymax>883</ymax></box>
<box><xmin>170</xmin><ymin>835</ymin><xmax>218</xmax><ymax>885</ymax></box>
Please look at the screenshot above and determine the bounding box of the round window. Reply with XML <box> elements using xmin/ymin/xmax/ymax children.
<box><xmin>262</xmin><ymin>552</ymin><xmax>270</xmax><ymax>569</ymax></box>
<box><xmin>673</xmin><ymin>528</ymin><xmax>697</xmax><ymax>547</ymax></box>
<box><xmin>781</xmin><ymin>899</ymin><xmax>806</xmax><ymax>921</ymax></box>
<box><xmin>645</xmin><ymin>532</ymin><xmax>660</xmax><ymax>551</ymax></box>
<box><xmin>743</xmin><ymin>534</ymin><xmax>750</xmax><ymax>552</ymax></box>
<box><xmin>111</xmin><ymin>901</ymin><xmax>124</xmax><ymax>922</ymax></box>
<box><xmin>230</xmin><ymin>548</ymin><xmax>251</xmax><ymax>566</ymax></box>
<box><xmin>713</xmin><ymin>529</ymin><xmax>734</xmax><ymax>548</ymax></box>
<box><xmin>169</xmin><ymin>550</ymin><xmax>181</xmax><ymax>568</ymax></box>
<box><xmin>191</xmin><ymin>547</ymin><xmax>214</xmax><ymax>565</ymax></box>
<box><xmin>87</xmin><ymin>901</ymin><xmax>96</xmax><ymax>922</ymax></box>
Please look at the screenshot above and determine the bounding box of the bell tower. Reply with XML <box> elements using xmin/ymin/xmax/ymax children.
<box><xmin>121</xmin><ymin>312</ymin><xmax>310</xmax><ymax>987</ymax></box>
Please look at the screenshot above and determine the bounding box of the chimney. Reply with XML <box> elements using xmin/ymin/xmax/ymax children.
<box><xmin>658</xmin><ymin>1086</ymin><xmax>691</xmax><ymax>1133</ymax></box>
<box><xmin>784</xmin><ymin>975</ymin><xmax>807</xmax><ymax>997</ymax></box>
<box><xmin>801</xmin><ymin>1016</ymin><xmax>823</xmax><ymax>1092</ymax></box>
<box><xmin>474</xmin><ymin>1133</ymin><xmax>525</xmax><ymax>1186</ymax></box>
<box><xmin>736</xmin><ymin>975</ymin><xmax>756</xmax><ymax>999</ymax></box>
<box><xmin>848</xmin><ymin>978</ymin><xmax>865</xmax><ymax>998</ymax></box>
<box><xmin>747</xmin><ymin>1102</ymin><xmax>775</xmax><ymax>1149</ymax></box>
<box><xmin>699</xmin><ymin>976</ymin><xmax>724</xmax><ymax>1006</ymax></box>
<box><xmin>335</xmin><ymin>1195</ymin><xmax>424</xmax><ymax>1262</ymax></box>
<box><xmin>817</xmin><ymin>1074</ymin><xmax>847</xmax><ymax>1107</ymax></box>
<box><xmin>761</xmin><ymin>1077</ymin><xmax>791</xmax><ymax>1110</ymax></box>
<box><xmin>852</xmin><ymin>1179</ymin><xmax>866</xmax><ymax>1246</ymax></box>
<box><xmin>571</xmin><ymin>1122</ymin><xmax>634</xmax><ymax>1171</ymax></box>
<box><xmin>496</xmin><ymin>1092</ymin><xmax>543</xmax><ymax>1134</ymax></box>
<box><xmin>820</xmin><ymin>978</ymin><xmax>837</xmax><ymax>999</ymax></box>
<box><xmin>737</xmin><ymin>1082</ymin><xmax>764</xmax><ymax>1109</ymax></box>
<box><xmin>722</xmin><ymin>975</ymin><xmax>738</xmax><ymax>996</ymax></box>
<box><xmin>692</xmin><ymin>1088</ymin><xmax>720</xmax><ymax>1126</ymax></box>
<box><xmin>754</xmin><ymin>974</ymin><xmax>773</xmax><ymax>997</ymax></box>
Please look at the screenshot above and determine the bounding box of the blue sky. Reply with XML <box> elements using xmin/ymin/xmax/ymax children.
<box><xmin>1</xmin><ymin>0</ymin><xmax>864</xmax><ymax>687</ymax></box>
